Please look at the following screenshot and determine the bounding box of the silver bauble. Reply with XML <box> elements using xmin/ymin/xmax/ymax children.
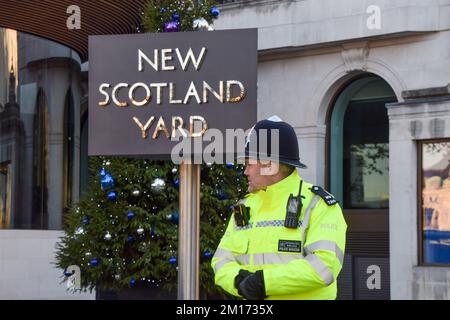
<box><xmin>114</xmin><ymin>274</ymin><xmax>120</xmax><ymax>280</ymax></box>
<box><xmin>137</xmin><ymin>227</ymin><xmax>144</xmax><ymax>235</ymax></box>
<box><xmin>172</xmin><ymin>167</ymin><xmax>178</xmax><ymax>174</ymax></box>
<box><xmin>132</xmin><ymin>190</ymin><xmax>140</xmax><ymax>196</ymax></box>
<box><xmin>193</xmin><ymin>18</ymin><xmax>209</xmax><ymax>31</ymax></box>
<box><xmin>151</xmin><ymin>178</ymin><xmax>166</xmax><ymax>192</ymax></box>
<box><xmin>75</xmin><ymin>227</ymin><xmax>84</xmax><ymax>235</ymax></box>
<box><xmin>104</xmin><ymin>232</ymin><xmax>112</xmax><ymax>241</ymax></box>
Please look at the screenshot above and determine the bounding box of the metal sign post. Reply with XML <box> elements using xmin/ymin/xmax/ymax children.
<box><xmin>178</xmin><ymin>161</ymin><xmax>200</xmax><ymax>300</ymax></box>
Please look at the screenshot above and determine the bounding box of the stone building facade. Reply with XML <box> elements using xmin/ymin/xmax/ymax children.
<box><xmin>216</xmin><ymin>0</ymin><xmax>450</xmax><ymax>299</ymax></box>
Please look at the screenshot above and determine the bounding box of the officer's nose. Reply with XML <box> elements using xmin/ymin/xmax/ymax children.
<box><xmin>244</xmin><ymin>165</ymin><xmax>249</xmax><ymax>176</ymax></box>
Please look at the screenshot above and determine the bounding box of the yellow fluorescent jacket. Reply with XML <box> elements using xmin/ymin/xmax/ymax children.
<box><xmin>211</xmin><ymin>170</ymin><xmax>347</xmax><ymax>300</ymax></box>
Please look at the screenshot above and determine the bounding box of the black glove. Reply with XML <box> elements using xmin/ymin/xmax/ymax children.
<box><xmin>234</xmin><ymin>269</ymin><xmax>252</xmax><ymax>289</ymax></box>
<box><xmin>237</xmin><ymin>270</ymin><xmax>266</xmax><ymax>300</ymax></box>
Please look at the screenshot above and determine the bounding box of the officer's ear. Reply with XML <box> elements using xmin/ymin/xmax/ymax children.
<box><xmin>260</xmin><ymin>161</ymin><xmax>279</xmax><ymax>176</ymax></box>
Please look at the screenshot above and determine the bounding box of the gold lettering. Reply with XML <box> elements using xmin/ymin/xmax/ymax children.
<box><xmin>226</xmin><ymin>80</ymin><xmax>246</xmax><ymax>103</ymax></box>
<box><xmin>133</xmin><ymin>116</ymin><xmax>155</xmax><ymax>139</ymax></box>
<box><xmin>190</xmin><ymin>115</ymin><xmax>208</xmax><ymax>138</ymax></box>
<box><xmin>183</xmin><ymin>81</ymin><xmax>201</xmax><ymax>104</ymax></box>
<box><xmin>129</xmin><ymin>83</ymin><xmax>151</xmax><ymax>106</ymax></box>
<box><xmin>152</xmin><ymin>116</ymin><xmax>170</xmax><ymax>139</ymax></box>
<box><xmin>98</xmin><ymin>83</ymin><xmax>110</xmax><ymax>106</ymax></box>
<box><xmin>175</xmin><ymin>47</ymin><xmax>207</xmax><ymax>71</ymax></box>
<box><xmin>150</xmin><ymin>83</ymin><xmax>168</xmax><ymax>105</ymax></box>
<box><xmin>112</xmin><ymin>83</ymin><xmax>129</xmax><ymax>107</ymax></box>
<box><xmin>169</xmin><ymin>83</ymin><xmax>182</xmax><ymax>104</ymax></box>
<box><xmin>161</xmin><ymin>48</ymin><xmax>175</xmax><ymax>71</ymax></box>
<box><xmin>203</xmin><ymin>80</ymin><xmax>224</xmax><ymax>103</ymax></box>
<box><xmin>172</xmin><ymin>116</ymin><xmax>187</xmax><ymax>138</ymax></box>
<box><xmin>138</xmin><ymin>49</ymin><xmax>158</xmax><ymax>71</ymax></box>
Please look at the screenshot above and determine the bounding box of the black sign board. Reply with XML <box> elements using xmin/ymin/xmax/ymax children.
<box><xmin>88</xmin><ymin>29</ymin><xmax>257</xmax><ymax>160</ymax></box>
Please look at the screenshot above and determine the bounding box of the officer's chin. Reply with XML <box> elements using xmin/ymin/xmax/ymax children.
<box><xmin>247</xmin><ymin>184</ymin><xmax>258</xmax><ymax>193</ymax></box>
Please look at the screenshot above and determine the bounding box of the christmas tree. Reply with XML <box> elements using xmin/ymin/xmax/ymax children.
<box><xmin>143</xmin><ymin>0</ymin><xmax>219</xmax><ymax>33</ymax></box>
<box><xmin>55</xmin><ymin>0</ymin><xmax>247</xmax><ymax>299</ymax></box>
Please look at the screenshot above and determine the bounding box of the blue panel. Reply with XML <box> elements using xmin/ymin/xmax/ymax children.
<box><xmin>424</xmin><ymin>230</ymin><xmax>450</xmax><ymax>264</ymax></box>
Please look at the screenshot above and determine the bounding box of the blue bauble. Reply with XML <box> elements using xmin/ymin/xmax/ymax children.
<box><xmin>64</xmin><ymin>271</ymin><xmax>73</xmax><ymax>277</ymax></box>
<box><xmin>174</xmin><ymin>179</ymin><xmax>180</xmax><ymax>188</ymax></box>
<box><xmin>90</xmin><ymin>258</ymin><xmax>98</xmax><ymax>266</ymax></box>
<box><xmin>172</xmin><ymin>12</ymin><xmax>180</xmax><ymax>21</ymax></box>
<box><xmin>130</xmin><ymin>279</ymin><xmax>136</xmax><ymax>287</ymax></box>
<box><xmin>127</xmin><ymin>211</ymin><xmax>135</xmax><ymax>220</ymax></box>
<box><xmin>168</xmin><ymin>211</ymin><xmax>179</xmax><ymax>224</ymax></box>
<box><xmin>82</xmin><ymin>216</ymin><xmax>90</xmax><ymax>225</ymax></box>
<box><xmin>210</xmin><ymin>6</ymin><xmax>220</xmax><ymax>18</ymax></box>
<box><xmin>160</xmin><ymin>7</ymin><xmax>167</xmax><ymax>13</ymax></box>
<box><xmin>218</xmin><ymin>191</ymin><xmax>229</xmax><ymax>200</ymax></box>
<box><xmin>150</xmin><ymin>226</ymin><xmax>155</xmax><ymax>236</ymax></box>
<box><xmin>226</xmin><ymin>162</ymin><xmax>234</xmax><ymax>168</ymax></box>
<box><xmin>99</xmin><ymin>168</ymin><xmax>107</xmax><ymax>176</ymax></box>
<box><xmin>204</xmin><ymin>250</ymin><xmax>213</xmax><ymax>259</ymax></box>
<box><xmin>169</xmin><ymin>256</ymin><xmax>177</xmax><ymax>265</ymax></box>
<box><xmin>107</xmin><ymin>191</ymin><xmax>117</xmax><ymax>201</ymax></box>
<box><xmin>101</xmin><ymin>174</ymin><xmax>115</xmax><ymax>190</ymax></box>
<box><xmin>164</xmin><ymin>21</ymin><xmax>180</xmax><ymax>32</ymax></box>
<box><xmin>127</xmin><ymin>235</ymin><xmax>134</xmax><ymax>242</ymax></box>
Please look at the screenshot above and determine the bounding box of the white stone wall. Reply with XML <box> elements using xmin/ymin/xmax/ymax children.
<box><xmin>0</xmin><ymin>230</ymin><xmax>95</xmax><ymax>299</ymax></box>
<box><xmin>217</xmin><ymin>0</ymin><xmax>450</xmax><ymax>51</ymax></box>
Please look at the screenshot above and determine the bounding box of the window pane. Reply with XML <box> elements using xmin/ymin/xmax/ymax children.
<box><xmin>422</xmin><ymin>142</ymin><xmax>450</xmax><ymax>265</ymax></box>
<box><xmin>348</xmin><ymin>143</ymin><xmax>389</xmax><ymax>208</ymax></box>
<box><xmin>0</xmin><ymin>162</ymin><xmax>11</xmax><ymax>228</ymax></box>
<box><xmin>0</xmin><ymin>28</ymin><xmax>83</xmax><ymax>229</ymax></box>
<box><xmin>343</xmin><ymin>99</ymin><xmax>392</xmax><ymax>209</ymax></box>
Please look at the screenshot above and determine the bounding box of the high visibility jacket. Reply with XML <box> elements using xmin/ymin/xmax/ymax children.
<box><xmin>211</xmin><ymin>170</ymin><xmax>347</xmax><ymax>300</ymax></box>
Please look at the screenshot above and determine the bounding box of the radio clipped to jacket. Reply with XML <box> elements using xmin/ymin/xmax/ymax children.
<box><xmin>232</xmin><ymin>200</ymin><xmax>250</xmax><ymax>227</ymax></box>
<box><xmin>284</xmin><ymin>180</ymin><xmax>304</xmax><ymax>229</ymax></box>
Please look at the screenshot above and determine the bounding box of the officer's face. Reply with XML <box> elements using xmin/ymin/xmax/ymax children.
<box><xmin>244</xmin><ymin>159</ymin><xmax>273</xmax><ymax>193</ymax></box>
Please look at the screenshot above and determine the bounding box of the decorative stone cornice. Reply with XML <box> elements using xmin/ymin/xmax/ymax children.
<box><xmin>402</xmin><ymin>84</ymin><xmax>450</xmax><ymax>100</ymax></box>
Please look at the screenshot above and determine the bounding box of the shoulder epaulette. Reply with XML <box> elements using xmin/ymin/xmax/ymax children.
<box><xmin>237</xmin><ymin>198</ymin><xmax>248</xmax><ymax>205</ymax></box>
<box><xmin>310</xmin><ymin>186</ymin><xmax>338</xmax><ymax>206</ymax></box>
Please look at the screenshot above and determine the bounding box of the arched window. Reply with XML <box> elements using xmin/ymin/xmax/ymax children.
<box><xmin>330</xmin><ymin>75</ymin><xmax>395</xmax><ymax>207</ymax></box>
<box><xmin>33</xmin><ymin>88</ymin><xmax>49</xmax><ymax>229</ymax></box>
<box><xmin>63</xmin><ymin>88</ymin><xmax>75</xmax><ymax>211</ymax></box>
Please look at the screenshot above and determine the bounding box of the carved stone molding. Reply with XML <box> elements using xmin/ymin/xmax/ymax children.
<box><xmin>341</xmin><ymin>45</ymin><xmax>370</xmax><ymax>73</ymax></box>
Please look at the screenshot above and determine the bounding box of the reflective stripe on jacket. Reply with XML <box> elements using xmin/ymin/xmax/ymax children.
<box><xmin>211</xmin><ymin>170</ymin><xmax>347</xmax><ymax>300</ymax></box>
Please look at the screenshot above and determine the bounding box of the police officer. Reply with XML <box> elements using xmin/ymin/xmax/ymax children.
<box><xmin>211</xmin><ymin>116</ymin><xmax>347</xmax><ymax>300</ymax></box>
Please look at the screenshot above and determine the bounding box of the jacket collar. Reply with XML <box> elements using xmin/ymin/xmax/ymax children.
<box><xmin>246</xmin><ymin>169</ymin><xmax>300</xmax><ymax>199</ymax></box>
<box><xmin>264</xmin><ymin>169</ymin><xmax>300</xmax><ymax>194</ymax></box>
